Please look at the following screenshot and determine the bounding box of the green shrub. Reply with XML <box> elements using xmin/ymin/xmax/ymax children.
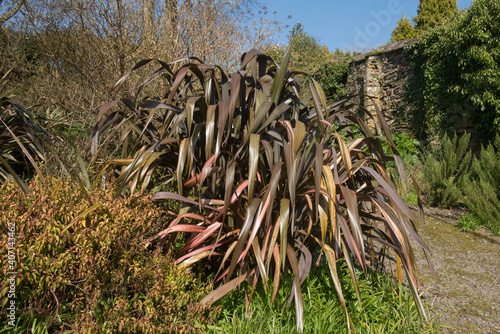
<box><xmin>407</xmin><ymin>0</ymin><xmax>500</xmax><ymax>143</ymax></box>
<box><xmin>380</xmin><ymin>132</ymin><xmax>421</xmax><ymax>205</ymax></box>
<box><xmin>382</xmin><ymin>132</ymin><xmax>421</xmax><ymax>170</ymax></box>
<box><xmin>93</xmin><ymin>45</ymin><xmax>431</xmax><ymax>332</ymax></box>
<box><xmin>421</xmin><ymin>132</ymin><xmax>471</xmax><ymax>208</ymax></box>
<box><xmin>0</xmin><ymin>177</ymin><xmax>219</xmax><ymax>332</ymax></box>
<box><xmin>462</xmin><ymin>135</ymin><xmax>500</xmax><ymax>235</ymax></box>
<box><xmin>312</xmin><ymin>51</ymin><xmax>351</xmax><ymax>102</ymax></box>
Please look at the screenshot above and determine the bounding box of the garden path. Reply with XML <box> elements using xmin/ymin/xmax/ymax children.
<box><xmin>409</xmin><ymin>207</ymin><xmax>500</xmax><ymax>333</ymax></box>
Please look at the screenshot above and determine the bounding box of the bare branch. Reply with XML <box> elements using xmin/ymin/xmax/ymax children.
<box><xmin>0</xmin><ymin>0</ymin><xmax>24</xmax><ymax>27</ymax></box>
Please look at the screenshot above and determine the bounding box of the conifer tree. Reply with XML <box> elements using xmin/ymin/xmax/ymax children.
<box><xmin>391</xmin><ymin>15</ymin><xmax>419</xmax><ymax>42</ymax></box>
<box><xmin>414</xmin><ymin>0</ymin><xmax>459</xmax><ymax>31</ymax></box>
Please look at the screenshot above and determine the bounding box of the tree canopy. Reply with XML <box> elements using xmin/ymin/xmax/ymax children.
<box><xmin>407</xmin><ymin>0</ymin><xmax>500</xmax><ymax>143</ymax></box>
<box><xmin>391</xmin><ymin>15</ymin><xmax>419</xmax><ymax>42</ymax></box>
<box><xmin>391</xmin><ymin>0</ymin><xmax>459</xmax><ymax>42</ymax></box>
<box><xmin>414</xmin><ymin>0</ymin><xmax>459</xmax><ymax>31</ymax></box>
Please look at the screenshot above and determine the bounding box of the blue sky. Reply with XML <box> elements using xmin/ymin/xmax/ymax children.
<box><xmin>264</xmin><ymin>0</ymin><xmax>473</xmax><ymax>52</ymax></box>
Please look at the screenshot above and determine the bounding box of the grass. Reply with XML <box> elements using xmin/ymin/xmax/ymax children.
<box><xmin>457</xmin><ymin>213</ymin><xmax>483</xmax><ymax>232</ymax></box>
<box><xmin>457</xmin><ymin>213</ymin><xmax>500</xmax><ymax>236</ymax></box>
<box><xmin>208</xmin><ymin>260</ymin><xmax>440</xmax><ymax>334</ymax></box>
<box><xmin>484</xmin><ymin>221</ymin><xmax>500</xmax><ymax>236</ymax></box>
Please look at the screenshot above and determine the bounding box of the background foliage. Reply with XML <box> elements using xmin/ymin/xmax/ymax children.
<box><xmin>406</xmin><ymin>0</ymin><xmax>500</xmax><ymax>144</ymax></box>
<box><xmin>414</xmin><ymin>0</ymin><xmax>458</xmax><ymax>31</ymax></box>
<box><xmin>462</xmin><ymin>135</ymin><xmax>500</xmax><ymax>234</ymax></box>
<box><xmin>391</xmin><ymin>15</ymin><xmax>419</xmax><ymax>42</ymax></box>
<box><xmin>391</xmin><ymin>0</ymin><xmax>458</xmax><ymax>42</ymax></box>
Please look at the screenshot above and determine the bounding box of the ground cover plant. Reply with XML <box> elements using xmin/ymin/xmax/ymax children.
<box><xmin>92</xmin><ymin>44</ymin><xmax>433</xmax><ymax>332</ymax></box>
<box><xmin>209</xmin><ymin>259</ymin><xmax>438</xmax><ymax>334</ymax></box>
<box><xmin>0</xmin><ymin>177</ymin><xmax>220</xmax><ymax>332</ymax></box>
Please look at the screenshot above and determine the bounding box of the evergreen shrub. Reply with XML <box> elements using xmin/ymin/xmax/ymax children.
<box><xmin>0</xmin><ymin>178</ymin><xmax>219</xmax><ymax>332</ymax></box>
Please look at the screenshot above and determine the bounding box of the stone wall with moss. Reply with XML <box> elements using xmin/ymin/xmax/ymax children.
<box><xmin>346</xmin><ymin>39</ymin><xmax>418</xmax><ymax>132</ymax></box>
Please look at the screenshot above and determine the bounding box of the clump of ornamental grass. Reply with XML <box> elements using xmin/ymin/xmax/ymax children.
<box><xmin>92</xmin><ymin>43</ymin><xmax>433</xmax><ymax>332</ymax></box>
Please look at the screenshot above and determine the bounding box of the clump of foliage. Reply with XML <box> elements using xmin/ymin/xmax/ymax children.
<box><xmin>0</xmin><ymin>97</ymin><xmax>95</xmax><ymax>193</ymax></box>
<box><xmin>381</xmin><ymin>132</ymin><xmax>422</xmax><ymax>206</ymax></box>
<box><xmin>421</xmin><ymin>132</ymin><xmax>471</xmax><ymax>208</ymax></box>
<box><xmin>210</xmin><ymin>260</ymin><xmax>437</xmax><ymax>333</ymax></box>
<box><xmin>414</xmin><ymin>0</ymin><xmax>459</xmax><ymax>31</ymax></box>
<box><xmin>0</xmin><ymin>178</ymin><xmax>219</xmax><ymax>332</ymax></box>
<box><xmin>457</xmin><ymin>213</ymin><xmax>483</xmax><ymax>233</ymax></box>
<box><xmin>93</xmin><ymin>45</ymin><xmax>432</xmax><ymax>332</ymax></box>
<box><xmin>391</xmin><ymin>0</ymin><xmax>458</xmax><ymax>42</ymax></box>
<box><xmin>391</xmin><ymin>15</ymin><xmax>419</xmax><ymax>42</ymax></box>
<box><xmin>0</xmin><ymin>98</ymin><xmax>48</xmax><ymax>189</ymax></box>
<box><xmin>407</xmin><ymin>0</ymin><xmax>500</xmax><ymax>143</ymax></box>
<box><xmin>383</xmin><ymin>132</ymin><xmax>421</xmax><ymax>168</ymax></box>
<box><xmin>312</xmin><ymin>50</ymin><xmax>352</xmax><ymax>102</ymax></box>
<box><xmin>462</xmin><ymin>135</ymin><xmax>500</xmax><ymax>235</ymax></box>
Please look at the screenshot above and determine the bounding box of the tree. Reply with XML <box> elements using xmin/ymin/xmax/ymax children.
<box><xmin>1</xmin><ymin>0</ymin><xmax>285</xmax><ymax>132</ymax></box>
<box><xmin>287</xmin><ymin>22</ymin><xmax>329</xmax><ymax>72</ymax></box>
<box><xmin>414</xmin><ymin>0</ymin><xmax>459</xmax><ymax>31</ymax></box>
<box><xmin>391</xmin><ymin>15</ymin><xmax>418</xmax><ymax>42</ymax></box>
<box><xmin>0</xmin><ymin>0</ymin><xmax>24</xmax><ymax>27</ymax></box>
<box><xmin>407</xmin><ymin>0</ymin><xmax>500</xmax><ymax>143</ymax></box>
<box><xmin>312</xmin><ymin>49</ymin><xmax>352</xmax><ymax>102</ymax></box>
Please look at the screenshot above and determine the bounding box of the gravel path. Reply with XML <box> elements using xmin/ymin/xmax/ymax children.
<box><xmin>408</xmin><ymin>208</ymin><xmax>500</xmax><ymax>333</ymax></box>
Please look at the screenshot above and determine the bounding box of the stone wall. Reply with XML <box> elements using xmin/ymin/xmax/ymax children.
<box><xmin>346</xmin><ymin>39</ymin><xmax>418</xmax><ymax>133</ymax></box>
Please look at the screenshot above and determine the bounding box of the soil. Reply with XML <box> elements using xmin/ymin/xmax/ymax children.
<box><xmin>400</xmin><ymin>206</ymin><xmax>500</xmax><ymax>333</ymax></box>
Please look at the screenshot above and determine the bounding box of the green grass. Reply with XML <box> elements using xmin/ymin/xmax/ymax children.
<box><xmin>457</xmin><ymin>213</ymin><xmax>483</xmax><ymax>232</ymax></box>
<box><xmin>208</xmin><ymin>260</ymin><xmax>440</xmax><ymax>334</ymax></box>
<box><xmin>484</xmin><ymin>221</ymin><xmax>500</xmax><ymax>236</ymax></box>
<box><xmin>457</xmin><ymin>213</ymin><xmax>500</xmax><ymax>236</ymax></box>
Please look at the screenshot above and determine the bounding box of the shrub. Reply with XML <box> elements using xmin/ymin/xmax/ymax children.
<box><xmin>407</xmin><ymin>0</ymin><xmax>500</xmax><ymax>143</ymax></box>
<box><xmin>93</xmin><ymin>45</ymin><xmax>432</xmax><ymax>332</ymax></box>
<box><xmin>421</xmin><ymin>132</ymin><xmax>471</xmax><ymax>208</ymax></box>
<box><xmin>312</xmin><ymin>52</ymin><xmax>351</xmax><ymax>102</ymax></box>
<box><xmin>382</xmin><ymin>132</ymin><xmax>421</xmax><ymax>171</ymax></box>
<box><xmin>0</xmin><ymin>177</ymin><xmax>219</xmax><ymax>332</ymax></box>
<box><xmin>462</xmin><ymin>135</ymin><xmax>500</xmax><ymax>235</ymax></box>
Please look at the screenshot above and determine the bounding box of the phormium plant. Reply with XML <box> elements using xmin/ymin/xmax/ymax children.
<box><xmin>92</xmin><ymin>44</ymin><xmax>433</xmax><ymax>332</ymax></box>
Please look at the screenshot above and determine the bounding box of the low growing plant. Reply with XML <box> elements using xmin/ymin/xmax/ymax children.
<box><xmin>457</xmin><ymin>213</ymin><xmax>483</xmax><ymax>233</ymax></box>
<box><xmin>210</xmin><ymin>259</ymin><xmax>438</xmax><ymax>334</ymax></box>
